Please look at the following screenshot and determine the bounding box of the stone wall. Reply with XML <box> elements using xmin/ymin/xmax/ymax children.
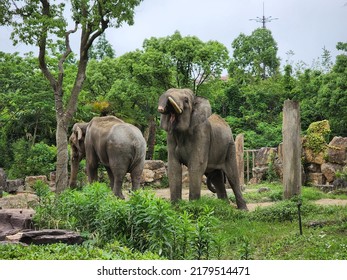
<box><xmin>251</xmin><ymin>136</ymin><xmax>347</xmax><ymax>189</ymax></box>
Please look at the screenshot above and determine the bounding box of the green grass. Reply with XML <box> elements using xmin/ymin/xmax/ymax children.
<box><xmin>1</xmin><ymin>182</ymin><xmax>346</xmax><ymax>260</ymax></box>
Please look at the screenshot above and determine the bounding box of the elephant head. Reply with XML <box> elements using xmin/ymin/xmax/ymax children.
<box><xmin>158</xmin><ymin>88</ymin><xmax>212</xmax><ymax>133</ymax></box>
<box><xmin>69</xmin><ymin>122</ymin><xmax>88</xmax><ymax>188</ymax></box>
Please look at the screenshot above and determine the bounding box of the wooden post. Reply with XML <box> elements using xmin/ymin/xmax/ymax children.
<box><xmin>282</xmin><ymin>100</ymin><xmax>302</xmax><ymax>199</ymax></box>
<box><xmin>235</xmin><ymin>134</ymin><xmax>245</xmax><ymax>188</ymax></box>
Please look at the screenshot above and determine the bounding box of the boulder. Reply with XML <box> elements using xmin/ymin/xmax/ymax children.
<box><xmin>328</xmin><ymin>136</ymin><xmax>347</xmax><ymax>164</ymax></box>
<box><xmin>307</xmin><ymin>173</ymin><xmax>325</xmax><ymax>185</ymax></box>
<box><xmin>5</xmin><ymin>179</ymin><xmax>25</xmax><ymax>193</ymax></box>
<box><xmin>321</xmin><ymin>162</ymin><xmax>343</xmax><ymax>183</ymax></box>
<box><xmin>251</xmin><ymin>166</ymin><xmax>268</xmax><ymax>184</ymax></box>
<box><xmin>255</xmin><ymin>147</ymin><xmax>277</xmax><ymax>167</ymax></box>
<box><xmin>144</xmin><ymin>160</ymin><xmax>165</xmax><ymax>170</ymax></box>
<box><xmin>303</xmin><ymin>148</ymin><xmax>325</xmax><ymax>165</ymax></box>
<box><xmin>305</xmin><ymin>163</ymin><xmax>321</xmax><ymax>173</ymax></box>
<box><xmin>0</xmin><ymin>209</ymin><xmax>35</xmax><ymax>241</ymax></box>
<box><xmin>25</xmin><ymin>175</ymin><xmax>48</xmax><ymax>189</ymax></box>
<box><xmin>141</xmin><ymin>169</ymin><xmax>155</xmax><ymax>183</ymax></box>
<box><xmin>19</xmin><ymin>229</ymin><xmax>84</xmax><ymax>245</ymax></box>
<box><xmin>333</xmin><ymin>178</ymin><xmax>347</xmax><ymax>189</ymax></box>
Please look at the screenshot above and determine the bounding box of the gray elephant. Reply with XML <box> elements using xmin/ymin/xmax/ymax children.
<box><xmin>158</xmin><ymin>88</ymin><xmax>247</xmax><ymax>210</ymax></box>
<box><xmin>69</xmin><ymin>116</ymin><xmax>146</xmax><ymax>199</ymax></box>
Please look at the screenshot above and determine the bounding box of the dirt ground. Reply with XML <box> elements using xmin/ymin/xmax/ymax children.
<box><xmin>154</xmin><ymin>187</ymin><xmax>347</xmax><ymax>210</ymax></box>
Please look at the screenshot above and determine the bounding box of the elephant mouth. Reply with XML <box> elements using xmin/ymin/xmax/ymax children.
<box><xmin>158</xmin><ymin>96</ymin><xmax>183</xmax><ymax>124</ymax></box>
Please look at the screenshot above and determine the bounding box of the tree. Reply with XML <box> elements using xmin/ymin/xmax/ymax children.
<box><xmin>1</xmin><ymin>0</ymin><xmax>143</xmax><ymax>192</ymax></box>
<box><xmin>229</xmin><ymin>28</ymin><xmax>280</xmax><ymax>80</ymax></box>
<box><xmin>89</xmin><ymin>33</ymin><xmax>116</xmax><ymax>60</ymax></box>
<box><xmin>0</xmin><ymin>52</ymin><xmax>55</xmax><ymax>167</ymax></box>
<box><xmin>143</xmin><ymin>31</ymin><xmax>229</xmax><ymax>93</ymax></box>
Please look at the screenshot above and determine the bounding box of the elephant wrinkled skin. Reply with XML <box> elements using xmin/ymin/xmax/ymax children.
<box><xmin>158</xmin><ymin>88</ymin><xmax>247</xmax><ymax>210</ymax></box>
<box><xmin>69</xmin><ymin>116</ymin><xmax>146</xmax><ymax>199</ymax></box>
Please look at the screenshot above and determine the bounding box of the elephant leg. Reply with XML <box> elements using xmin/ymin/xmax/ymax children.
<box><xmin>168</xmin><ymin>156</ymin><xmax>182</xmax><ymax>202</ymax></box>
<box><xmin>110</xmin><ymin>164</ymin><xmax>127</xmax><ymax>199</ymax></box>
<box><xmin>188</xmin><ymin>168</ymin><xmax>206</xmax><ymax>200</ymax></box>
<box><xmin>224</xmin><ymin>145</ymin><xmax>248</xmax><ymax>210</ymax></box>
<box><xmin>130</xmin><ymin>162</ymin><xmax>144</xmax><ymax>192</ymax></box>
<box><xmin>209</xmin><ymin>170</ymin><xmax>228</xmax><ymax>200</ymax></box>
<box><xmin>86</xmin><ymin>147</ymin><xmax>98</xmax><ymax>183</ymax></box>
<box><xmin>105</xmin><ymin>166</ymin><xmax>114</xmax><ymax>190</ymax></box>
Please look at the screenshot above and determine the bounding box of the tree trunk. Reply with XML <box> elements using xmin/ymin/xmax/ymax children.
<box><xmin>55</xmin><ymin>118</ymin><xmax>69</xmax><ymax>193</ymax></box>
<box><xmin>146</xmin><ymin>116</ymin><xmax>156</xmax><ymax>160</ymax></box>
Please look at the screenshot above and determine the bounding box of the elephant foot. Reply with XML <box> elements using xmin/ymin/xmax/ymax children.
<box><xmin>237</xmin><ymin>203</ymin><xmax>248</xmax><ymax>211</ymax></box>
<box><xmin>114</xmin><ymin>191</ymin><xmax>125</xmax><ymax>200</ymax></box>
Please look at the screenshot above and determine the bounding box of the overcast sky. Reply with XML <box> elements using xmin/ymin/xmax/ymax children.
<box><xmin>1</xmin><ymin>0</ymin><xmax>346</xmax><ymax>68</ymax></box>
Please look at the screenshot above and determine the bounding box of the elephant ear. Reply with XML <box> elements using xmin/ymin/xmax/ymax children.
<box><xmin>70</xmin><ymin>123</ymin><xmax>86</xmax><ymax>146</ymax></box>
<box><xmin>190</xmin><ymin>96</ymin><xmax>212</xmax><ymax>129</ymax></box>
<box><xmin>76</xmin><ymin>126</ymin><xmax>83</xmax><ymax>140</ymax></box>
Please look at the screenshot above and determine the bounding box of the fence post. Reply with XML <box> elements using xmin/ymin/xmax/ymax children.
<box><xmin>282</xmin><ymin>100</ymin><xmax>302</xmax><ymax>199</ymax></box>
<box><xmin>235</xmin><ymin>134</ymin><xmax>244</xmax><ymax>188</ymax></box>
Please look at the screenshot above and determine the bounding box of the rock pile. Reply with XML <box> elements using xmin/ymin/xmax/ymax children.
<box><xmin>250</xmin><ymin>136</ymin><xmax>347</xmax><ymax>190</ymax></box>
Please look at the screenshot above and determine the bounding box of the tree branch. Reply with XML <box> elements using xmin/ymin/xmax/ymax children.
<box><xmin>57</xmin><ymin>22</ymin><xmax>78</xmax><ymax>86</ymax></box>
<box><xmin>38</xmin><ymin>0</ymin><xmax>57</xmax><ymax>90</ymax></box>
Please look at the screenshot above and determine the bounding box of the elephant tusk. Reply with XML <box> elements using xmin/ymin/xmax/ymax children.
<box><xmin>168</xmin><ymin>96</ymin><xmax>183</xmax><ymax>114</ymax></box>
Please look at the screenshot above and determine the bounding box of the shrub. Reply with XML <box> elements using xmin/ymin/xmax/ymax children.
<box><xmin>33</xmin><ymin>183</ymin><xmax>220</xmax><ymax>259</ymax></box>
<box><xmin>8</xmin><ymin>139</ymin><xmax>56</xmax><ymax>178</ymax></box>
<box><xmin>250</xmin><ymin>198</ymin><xmax>318</xmax><ymax>222</ymax></box>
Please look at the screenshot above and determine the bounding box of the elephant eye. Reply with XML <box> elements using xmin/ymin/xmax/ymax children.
<box><xmin>184</xmin><ymin>97</ymin><xmax>189</xmax><ymax>103</ymax></box>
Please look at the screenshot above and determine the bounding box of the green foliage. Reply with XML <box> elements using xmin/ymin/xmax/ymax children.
<box><xmin>250</xmin><ymin>199</ymin><xmax>318</xmax><ymax>222</ymax></box>
<box><xmin>33</xmin><ymin>183</ymin><xmax>219</xmax><ymax>259</ymax></box>
<box><xmin>8</xmin><ymin>139</ymin><xmax>56</xmax><ymax>178</ymax></box>
<box><xmin>303</xmin><ymin>120</ymin><xmax>330</xmax><ymax>154</ymax></box>
<box><xmin>230</xmin><ymin>28</ymin><xmax>280</xmax><ymax>80</ymax></box>
<box><xmin>0</xmin><ymin>241</ymin><xmax>160</xmax><ymax>260</ymax></box>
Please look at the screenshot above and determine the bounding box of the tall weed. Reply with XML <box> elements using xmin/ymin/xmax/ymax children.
<box><xmin>33</xmin><ymin>183</ymin><xmax>220</xmax><ymax>259</ymax></box>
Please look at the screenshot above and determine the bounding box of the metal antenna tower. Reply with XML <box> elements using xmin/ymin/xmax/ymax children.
<box><xmin>250</xmin><ymin>2</ymin><xmax>278</xmax><ymax>29</ymax></box>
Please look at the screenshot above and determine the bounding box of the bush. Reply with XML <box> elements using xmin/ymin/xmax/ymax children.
<box><xmin>250</xmin><ymin>199</ymin><xmax>318</xmax><ymax>222</ymax></box>
<box><xmin>33</xmin><ymin>183</ymin><xmax>220</xmax><ymax>259</ymax></box>
<box><xmin>8</xmin><ymin>139</ymin><xmax>56</xmax><ymax>178</ymax></box>
<box><xmin>0</xmin><ymin>242</ymin><xmax>161</xmax><ymax>260</ymax></box>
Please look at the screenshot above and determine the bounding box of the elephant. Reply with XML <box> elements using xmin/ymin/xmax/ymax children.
<box><xmin>158</xmin><ymin>88</ymin><xmax>247</xmax><ymax>210</ymax></box>
<box><xmin>69</xmin><ymin>116</ymin><xmax>147</xmax><ymax>199</ymax></box>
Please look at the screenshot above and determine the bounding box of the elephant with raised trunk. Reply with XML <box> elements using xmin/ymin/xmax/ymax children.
<box><xmin>69</xmin><ymin>116</ymin><xmax>146</xmax><ymax>199</ymax></box>
<box><xmin>158</xmin><ymin>88</ymin><xmax>247</xmax><ymax>210</ymax></box>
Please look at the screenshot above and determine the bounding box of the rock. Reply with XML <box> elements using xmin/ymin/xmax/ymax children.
<box><xmin>305</xmin><ymin>163</ymin><xmax>321</xmax><ymax>173</ymax></box>
<box><xmin>19</xmin><ymin>229</ymin><xmax>84</xmax><ymax>245</ymax></box>
<box><xmin>333</xmin><ymin>178</ymin><xmax>347</xmax><ymax>189</ymax></box>
<box><xmin>0</xmin><ymin>209</ymin><xmax>35</xmax><ymax>241</ymax></box>
<box><xmin>321</xmin><ymin>162</ymin><xmax>343</xmax><ymax>183</ymax></box>
<box><xmin>328</xmin><ymin>136</ymin><xmax>347</xmax><ymax>164</ymax></box>
<box><xmin>0</xmin><ymin>193</ymin><xmax>38</xmax><ymax>209</ymax></box>
<box><xmin>303</xmin><ymin>148</ymin><xmax>325</xmax><ymax>165</ymax></box>
<box><xmin>49</xmin><ymin>172</ymin><xmax>56</xmax><ymax>182</ymax></box>
<box><xmin>251</xmin><ymin>166</ymin><xmax>268</xmax><ymax>184</ymax></box>
<box><xmin>25</xmin><ymin>175</ymin><xmax>48</xmax><ymax>189</ymax></box>
<box><xmin>144</xmin><ymin>160</ymin><xmax>165</xmax><ymax>170</ymax></box>
<box><xmin>258</xmin><ymin>187</ymin><xmax>270</xmax><ymax>193</ymax></box>
<box><xmin>307</xmin><ymin>173</ymin><xmax>325</xmax><ymax>185</ymax></box>
<box><xmin>0</xmin><ymin>168</ymin><xmax>6</xmax><ymax>197</ymax></box>
<box><xmin>153</xmin><ymin>167</ymin><xmax>166</xmax><ymax>181</ymax></box>
<box><xmin>5</xmin><ymin>179</ymin><xmax>25</xmax><ymax>193</ymax></box>
<box><xmin>141</xmin><ymin>169</ymin><xmax>155</xmax><ymax>183</ymax></box>
<box><xmin>255</xmin><ymin>147</ymin><xmax>277</xmax><ymax>167</ymax></box>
